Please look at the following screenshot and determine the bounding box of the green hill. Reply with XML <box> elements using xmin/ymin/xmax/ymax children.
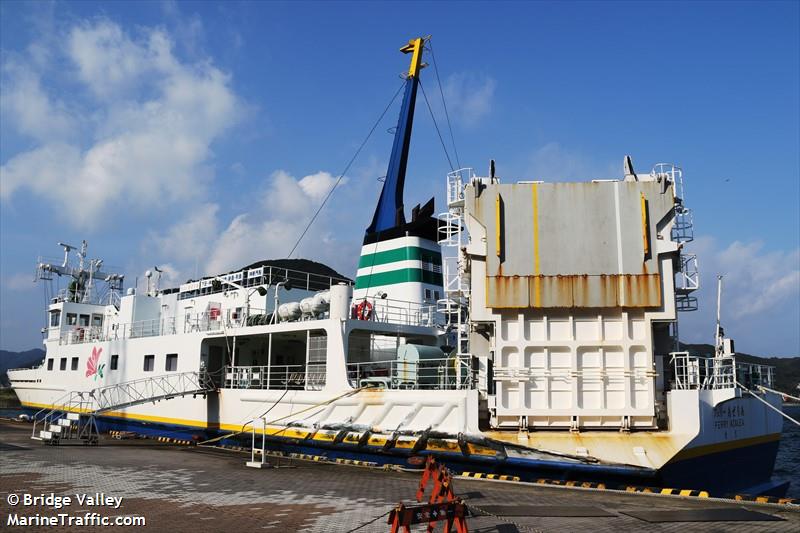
<box><xmin>0</xmin><ymin>349</ymin><xmax>45</xmax><ymax>387</ymax></box>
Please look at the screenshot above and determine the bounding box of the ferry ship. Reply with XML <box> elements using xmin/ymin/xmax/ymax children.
<box><xmin>8</xmin><ymin>37</ymin><xmax>788</xmax><ymax>496</ymax></box>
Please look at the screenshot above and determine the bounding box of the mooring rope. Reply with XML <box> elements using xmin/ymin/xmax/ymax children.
<box><xmin>736</xmin><ymin>381</ymin><xmax>800</xmax><ymax>427</ymax></box>
<box><xmin>755</xmin><ymin>383</ymin><xmax>800</xmax><ymax>404</ymax></box>
<box><xmin>197</xmin><ymin>386</ymin><xmax>369</xmax><ymax>446</ymax></box>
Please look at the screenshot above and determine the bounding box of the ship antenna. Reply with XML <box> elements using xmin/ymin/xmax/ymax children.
<box><xmin>715</xmin><ymin>274</ymin><xmax>724</xmax><ymax>356</ymax></box>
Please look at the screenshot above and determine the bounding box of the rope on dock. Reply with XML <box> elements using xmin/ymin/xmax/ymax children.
<box><xmin>736</xmin><ymin>381</ymin><xmax>800</xmax><ymax>427</ymax></box>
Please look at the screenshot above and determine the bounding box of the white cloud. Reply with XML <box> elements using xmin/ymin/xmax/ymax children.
<box><xmin>443</xmin><ymin>72</ymin><xmax>496</xmax><ymax>127</ymax></box>
<box><xmin>150</xmin><ymin>203</ymin><xmax>220</xmax><ymax>264</ymax></box>
<box><xmin>0</xmin><ymin>19</ymin><xmax>241</xmax><ymax>228</ymax></box>
<box><xmin>701</xmin><ymin>239</ymin><xmax>800</xmax><ymax>319</ymax></box>
<box><xmin>680</xmin><ymin>236</ymin><xmax>800</xmax><ymax>355</ymax></box>
<box><xmin>67</xmin><ymin>21</ymin><xmax>166</xmax><ymax>99</ymax></box>
<box><xmin>150</xmin><ymin>170</ymin><xmax>360</xmax><ymax>279</ymax></box>
<box><xmin>0</xmin><ymin>61</ymin><xmax>75</xmax><ymax>142</ymax></box>
<box><xmin>298</xmin><ymin>171</ymin><xmax>341</xmax><ymax>203</ymax></box>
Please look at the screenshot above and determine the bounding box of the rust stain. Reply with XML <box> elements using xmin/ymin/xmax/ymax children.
<box><xmin>487</xmin><ymin>275</ymin><xmax>529</xmax><ymax>308</ymax></box>
<box><xmin>488</xmin><ymin>273</ymin><xmax>661</xmax><ymax>309</ymax></box>
<box><xmin>622</xmin><ymin>273</ymin><xmax>661</xmax><ymax>307</ymax></box>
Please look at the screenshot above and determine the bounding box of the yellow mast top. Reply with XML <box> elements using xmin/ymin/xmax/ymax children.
<box><xmin>400</xmin><ymin>36</ymin><xmax>428</xmax><ymax>79</ymax></box>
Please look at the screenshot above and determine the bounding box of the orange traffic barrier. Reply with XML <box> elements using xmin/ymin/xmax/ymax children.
<box><xmin>388</xmin><ymin>501</ymin><xmax>468</xmax><ymax>533</ymax></box>
<box><xmin>389</xmin><ymin>456</ymin><xmax>468</xmax><ymax>532</ymax></box>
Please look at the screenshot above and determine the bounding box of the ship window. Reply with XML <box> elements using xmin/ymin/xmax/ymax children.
<box><xmin>92</xmin><ymin>314</ymin><xmax>103</xmax><ymax>328</ymax></box>
<box><xmin>143</xmin><ymin>354</ymin><xmax>155</xmax><ymax>372</ymax></box>
<box><xmin>434</xmin><ymin>290</ymin><xmax>440</xmax><ymax>301</ymax></box>
<box><xmin>66</xmin><ymin>313</ymin><xmax>77</xmax><ymax>326</ymax></box>
<box><xmin>47</xmin><ymin>359</ymin><xmax>54</xmax><ymax>371</ymax></box>
<box><xmin>306</xmin><ymin>331</ymin><xmax>327</xmax><ymax>391</ymax></box>
<box><xmin>110</xmin><ymin>355</ymin><xmax>119</xmax><ymax>370</ymax></box>
<box><xmin>424</xmin><ymin>289</ymin><xmax>432</xmax><ymax>300</ymax></box>
<box><xmin>71</xmin><ymin>357</ymin><xmax>79</xmax><ymax>371</ymax></box>
<box><xmin>165</xmin><ymin>353</ymin><xmax>178</xmax><ymax>372</ymax></box>
<box><xmin>60</xmin><ymin>358</ymin><xmax>67</xmax><ymax>371</ymax></box>
<box><xmin>49</xmin><ymin>310</ymin><xmax>61</xmax><ymax>327</ymax></box>
<box><xmin>79</xmin><ymin>314</ymin><xmax>90</xmax><ymax>327</ymax></box>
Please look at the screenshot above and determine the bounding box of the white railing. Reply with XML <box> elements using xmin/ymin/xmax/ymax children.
<box><xmin>224</xmin><ymin>365</ymin><xmax>325</xmax><ymax>390</ymax></box>
<box><xmin>178</xmin><ymin>265</ymin><xmax>352</xmax><ymax>301</ymax></box>
<box><xmin>54</xmin><ymin>295</ymin><xmax>438</xmax><ymax>348</ymax></box>
<box><xmin>57</xmin><ymin>317</ymin><xmax>178</xmax><ymax>345</ymax></box>
<box><xmin>346</xmin><ymin>357</ymin><xmax>475</xmax><ymax>390</ymax></box>
<box><xmin>446</xmin><ymin>168</ymin><xmax>473</xmax><ymax>206</ymax></box>
<box><xmin>669</xmin><ymin>352</ymin><xmax>775</xmax><ymax>391</ymax></box>
<box><xmin>93</xmin><ymin>371</ymin><xmax>215</xmax><ymax>412</ymax></box>
<box><xmin>352</xmin><ymin>297</ymin><xmax>440</xmax><ymax>328</ymax></box>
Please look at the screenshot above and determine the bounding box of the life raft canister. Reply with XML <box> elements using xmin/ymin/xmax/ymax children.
<box><xmin>355</xmin><ymin>300</ymin><xmax>373</xmax><ymax>320</ymax></box>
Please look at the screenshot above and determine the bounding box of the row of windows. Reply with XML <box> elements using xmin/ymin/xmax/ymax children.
<box><xmin>48</xmin><ymin>310</ymin><xmax>104</xmax><ymax>328</ymax></box>
<box><xmin>47</xmin><ymin>357</ymin><xmax>80</xmax><ymax>371</ymax></box>
<box><xmin>144</xmin><ymin>353</ymin><xmax>179</xmax><ymax>372</ymax></box>
<box><xmin>46</xmin><ymin>354</ymin><xmax>178</xmax><ymax>372</ymax></box>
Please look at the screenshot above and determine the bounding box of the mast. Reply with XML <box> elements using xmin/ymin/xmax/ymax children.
<box><xmin>355</xmin><ymin>36</ymin><xmax>442</xmax><ymax>307</ymax></box>
<box><xmin>365</xmin><ymin>37</ymin><xmax>428</xmax><ymax>237</ymax></box>
<box><xmin>715</xmin><ymin>274</ymin><xmax>724</xmax><ymax>356</ymax></box>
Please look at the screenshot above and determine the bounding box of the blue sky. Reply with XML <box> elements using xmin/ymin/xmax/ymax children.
<box><xmin>1</xmin><ymin>1</ymin><xmax>798</xmax><ymax>355</ymax></box>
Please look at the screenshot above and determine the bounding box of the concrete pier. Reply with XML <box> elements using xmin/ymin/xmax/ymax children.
<box><xmin>1</xmin><ymin>420</ymin><xmax>797</xmax><ymax>532</ymax></box>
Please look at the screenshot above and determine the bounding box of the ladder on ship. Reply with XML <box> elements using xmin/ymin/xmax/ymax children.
<box><xmin>30</xmin><ymin>371</ymin><xmax>216</xmax><ymax>445</ymax></box>
<box><xmin>437</xmin><ymin>168</ymin><xmax>474</xmax><ymax>386</ymax></box>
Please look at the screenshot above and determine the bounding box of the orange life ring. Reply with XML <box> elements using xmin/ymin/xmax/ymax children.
<box><xmin>355</xmin><ymin>300</ymin><xmax>373</xmax><ymax>320</ymax></box>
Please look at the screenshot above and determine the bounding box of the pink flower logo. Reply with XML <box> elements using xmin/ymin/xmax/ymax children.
<box><xmin>86</xmin><ymin>346</ymin><xmax>105</xmax><ymax>380</ymax></box>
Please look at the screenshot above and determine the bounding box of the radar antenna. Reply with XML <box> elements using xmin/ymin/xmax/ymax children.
<box><xmin>36</xmin><ymin>240</ymin><xmax>124</xmax><ymax>306</ymax></box>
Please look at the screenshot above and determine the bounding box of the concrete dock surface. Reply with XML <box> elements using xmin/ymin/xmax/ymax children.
<box><xmin>1</xmin><ymin>420</ymin><xmax>797</xmax><ymax>532</ymax></box>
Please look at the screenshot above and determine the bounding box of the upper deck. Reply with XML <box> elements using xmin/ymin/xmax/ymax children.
<box><xmin>44</xmin><ymin>261</ymin><xmax>441</xmax><ymax>348</ymax></box>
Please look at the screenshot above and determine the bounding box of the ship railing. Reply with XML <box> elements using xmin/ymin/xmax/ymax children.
<box><xmin>127</xmin><ymin>317</ymin><xmax>177</xmax><ymax>338</ymax></box>
<box><xmin>60</xmin><ymin>325</ymin><xmax>105</xmax><ymax>345</ymax></box>
<box><xmin>177</xmin><ymin>265</ymin><xmax>352</xmax><ymax>301</ymax></box>
<box><xmin>734</xmin><ymin>361</ymin><xmax>775</xmax><ymax>390</ymax></box>
<box><xmin>223</xmin><ymin>364</ymin><xmax>323</xmax><ymax>390</ymax></box>
<box><xmin>346</xmin><ymin>356</ymin><xmax>475</xmax><ymax>390</ymax></box>
<box><xmin>57</xmin><ymin>317</ymin><xmax>179</xmax><ymax>345</ymax></box>
<box><xmin>92</xmin><ymin>370</ymin><xmax>215</xmax><ymax>413</ymax></box>
<box><xmin>669</xmin><ymin>352</ymin><xmax>775</xmax><ymax>391</ymax></box>
<box><xmin>352</xmin><ymin>297</ymin><xmax>440</xmax><ymax>328</ymax></box>
<box><xmin>446</xmin><ymin>168</ymin><xmax>474</xmax><ymax>206</ymax></box>
<box><xmin>183</xmin><ymin>312</ymin><xmax>224</xmax><ymax>333</ymax></box>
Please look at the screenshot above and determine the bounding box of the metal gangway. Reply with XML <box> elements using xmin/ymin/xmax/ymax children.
<box><xmin>31</xmin><ymin>371</ymin><xmax>216</xmax><ymax>445</ymax></box>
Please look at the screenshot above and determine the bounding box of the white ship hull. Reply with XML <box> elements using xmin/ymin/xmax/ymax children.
<box><xmin>9</xmin><ymin>324</ymin><xmax>785</xmax><ymax>495</ymax></box>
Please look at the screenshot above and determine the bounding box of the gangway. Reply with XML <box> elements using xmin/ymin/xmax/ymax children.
<box><xmin>31</xmin><ymin>371</ymin><xmax>216</xmax><ymax>445</ymax></box>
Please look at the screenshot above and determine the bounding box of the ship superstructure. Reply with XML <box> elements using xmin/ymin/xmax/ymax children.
<box><xmin>8</xmin><ymin>37</ymin><xmax>789</xmax><ymax>496</ymax></box>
